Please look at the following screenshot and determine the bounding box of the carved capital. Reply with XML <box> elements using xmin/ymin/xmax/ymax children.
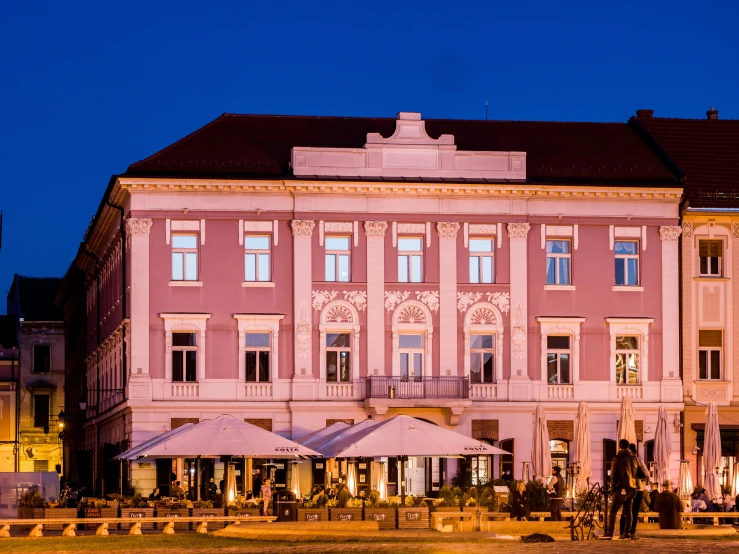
<box><xmin>506</xmin><ymin>222</ymin><xmax>530</xmax><ymax>239</ymax></box>
<box><xmin>659</xmin><ymin>225</ymin><xmax>682</xmax><ymax>242</ymax></box>
<box><xmin>291</xmin><ymin>219</ymin><xmax>315</xmax><ymax>237</ymax></box>
<box><xmin>126</xmin><ymin>218</ymin><xmax>153</xmax><ymax>236</ymax></box>
<box><xmin>436</xmin><ymin>222</ymin><xmax>460</xmax><ymax>239</ymax></box>
<box><xmin>363</xmin><ymin>221</ymin><xmax>388</xmax><ymax>237</ymax></box>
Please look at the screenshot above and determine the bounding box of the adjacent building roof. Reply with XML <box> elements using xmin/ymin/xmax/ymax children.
<box><xmin>125</xmin><ymin>113</ymin><xmax>677</xmax><ymax>187</ymax></box>
<box><xmin>0</xmin><ymin>314</ymin><xmax>17</xmax><ymax>350</ymax></box>
<box><xmin>630</xmin><ymin>110</ymin><xmax>739</xmax><ymax>208</ymax></box>
<box><xmin>6</xmin><ymin>275</ymin><xmax>63</xmax><ymax>322</ymax></box>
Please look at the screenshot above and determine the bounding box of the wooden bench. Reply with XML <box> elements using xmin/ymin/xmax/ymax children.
<box><xmin>0</xmin><ymin>516</ymin><xmax>277</xmax><ymax>537</ymax></box>
<box><xmin>430</xmin><ymin>511</ymin><xmax>474</xmax><ymax>532</ymax></box>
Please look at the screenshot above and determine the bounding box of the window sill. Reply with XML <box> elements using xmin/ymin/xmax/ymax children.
<box><xmin>694</xmin><ymin>276</ymin><xmax>729</xmax><ymax>281</ymax></box>
<box><xmin>242</xmin><ymin>281</ymin><xmax>276</xmax><ymax>288</ymax></box>
<box><xmin>544</xmin><ymin>285</ymin><xmax>576</xmax><ymax>291</ymax></box>
<box><xmin>169</xmin><ymin>281</ymin><xmax>203</xmax><ymax>287</ymax></box>
<box><xmin>612</xmin><ymin>286</ymin><xmax>644</xmax><ymax>292</ymax></box>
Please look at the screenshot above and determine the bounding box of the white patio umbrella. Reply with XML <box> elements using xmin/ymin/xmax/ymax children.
<box><xmin>531</xmin><ymin>405</ymin><xmax>551</xmax><ymax>482</ymax></box>
<box><xmin>289</xmin><ymin>462</ymin><xmax>302</xmax><ymax>498</ymax></box>
<box><xmin>114</xmin><ymin>423</ymin><xmax>196</xmax><ymax>461</ymax></box>
<box><xmin>653</xmin><ymin>406</ymin><xmax>672</xmax><ymax>486</ymax></box>
<box><xmin>346</xmin><ymin>462</ymin><xmax>357</xmax><ymax>496</ymax></box>
<box><xmin>730</xmin><ymin>462</ymin><xmax>739</xmax><ymax>498</ymax></box>
<box><xmin>376</xmin><ymin>461</ymin><xmax>387</xmax><ymax>500</ymax></box>
<box><xmin>617</xmin><ymin>397</ymin><xmax>637</xmax><ymax>447</ymax></box>
<box><xmin>297</xmin><ymin>422</ymin><xmax>350</xmax><ymax>450</ymax></box>
<box><xmin>571</xmin><ymin>402</ymin><xmax>592</xmax><ymax>492</ymax></box>
<box><xmin>703</xmin><ymin>402</ymin><xmax>722</xmax><ymax>500</ymax></box>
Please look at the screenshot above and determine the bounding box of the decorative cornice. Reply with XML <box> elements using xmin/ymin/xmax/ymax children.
<box><xmin>364</xmin><ymin>221</ymin><xmax>388</xmax><ymax>237</ymax></box>
<box><xmin>507</xmin><ymin>222</ymin><xmax>531</xmax><ymax>239</ymax></box>
<box><xmin>659</xmin><ymin>225</ymin><xmax>682</xmax><ymax>242</ymax></box>
<box><xmin>324</xmin><ymin>222</ymin><xmax>353</xmax><ymax>233</ymax></box>
<box><xmin>126</xmin><ymin>218</ymin><xmax>153</xmax><ymax>235</ymax></box>
<box><xmin>291</xmin><ymin>220</ymin><xmax>315</xmax><ymax>237</ymax></box>
<box><xmin>436</xmin><ymin>222</ymin><xmax>460</xmax><ymax>239</ymax></box>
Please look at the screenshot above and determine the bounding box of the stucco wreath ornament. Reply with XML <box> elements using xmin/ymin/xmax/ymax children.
<box><xmin>311</xmin><ymin>290</ymin><xmax>337</xmax><ymax>311</ymax></box>
<box><xmin>384</xmin><ymin>291</ymin><xmax>410</xmax><ymax>312</ymax></box>
<box><xmin>343</xmin><ymin>290</ymin><xmax>367</xmax><ymax>313</ymax></box>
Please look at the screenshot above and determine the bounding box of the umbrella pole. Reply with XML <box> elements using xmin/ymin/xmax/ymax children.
<box><xmin>196</xmin><ymin>456</ymin><xmax>201</xmax><ymax>501</ymax></box>
<box><xmin>399</xmin><ymin>456</ymin><xmax>406</xmax><ymax>506</ymax></box>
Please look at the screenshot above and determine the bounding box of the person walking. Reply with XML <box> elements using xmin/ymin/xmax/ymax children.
<box><xmin>548</xmin><ymin>466</ymin><xmax>564</xmax><ymax>521</ymax></box>
<box><xmin>511</xmin><ymin>481</ymin><xmax>530</xmax><ymax>521</ymax></box>
<box><xmin>620</xmin><ymin>443</ymin><xmax>649</xmax><ymax>537</ymax></box>
<box><xmin>604</xmin><ymin>439</ymin><xmax>638</xmax><ymax>540</ymax></box>
<box><xmin>653</xmin><ymin>481</ymin><xmax>683</xmax><ymax>529</ymax></box>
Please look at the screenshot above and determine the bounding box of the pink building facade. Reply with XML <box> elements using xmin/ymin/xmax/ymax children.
<box><xmin>64</xmin><ymin>111</ymin><xmax>684</xmax><ymax>496</ymax></box>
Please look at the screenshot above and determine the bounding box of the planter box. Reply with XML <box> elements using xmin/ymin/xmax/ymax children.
<box><xmin>44</xmin><ymin>508</ymin><xmax>79</xmax><ymax>531</ymax></box>
<box><xmin>461</xmin><ymin>506</ymin><xmax>490</xmax><ymax>512</ymax></box>
<box><xmin>329</xmin><ymin>507</ymin><xmax>363</xmax><ymax>522</ymax></box>
<box><xmin>397</xmin><ymin>507</ymin><xmax>429</xmax><ymax>529</ymax></box>
<box><xmin>227</xmin><ymin>507</ymin><xmax>262</xmax><ymax>517</ymax></box>
<box><xmin>157</xmin><ymin>508</ymin><xmax>189</xmax><ymax>530</ymax></box>
<box><xmin>192</xmin><ymin>508</ymin><xmax>223</xmax><ymax>529</ymax></box>
<box><xmin>364</xmin><ymin>508</ymin><xmax>396</xmax><ymax>530</ymax></box>
<box><xmin>121</xmin><ymin>507</ymin><xmax>155</xmax><ymax>530</ymax></box>
<box><xmin>17</xmin><ymin>507</ymin><xmax>44</xmax><ymax>519</ymax></box>
<box><xmin>296</xmin><ymin>508</ymin><xmax>328</xmax><ymax>522</ymax></box>
<box><xmin>432</xmin><ymin>506</ymin><xmax>462</xmax><ymax>512</ymax></box>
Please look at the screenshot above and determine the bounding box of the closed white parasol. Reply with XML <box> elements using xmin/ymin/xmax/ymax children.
<box><xmin>531</xmin><ymin>405</ymin><xmax>552</xmax><ymax>482</ymax></box>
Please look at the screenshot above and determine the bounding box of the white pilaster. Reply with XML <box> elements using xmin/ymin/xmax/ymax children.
<box><xmin>291</xmin><ymin>220</ymin><xmax>315</xmax><ymax>378</ymax></box>
<box><xmin>660</xmin><ymin>225</ymin><xmax>683</xmax><ymax>401</ymax></box>
<box><xmin>364</xmin><ymin>221</ymin><xmax>388</xmax><ymax>376</ymax></box>
<box><xmin>507</xmin><ymin>223</ymin><xmax>531</xmax><ymax>399</ymax></box>
<box><xmin>126</xmin><ymin>218</ymin><xmax>153</xmax><ymax>400</ymax></box>
<box><xmin>437</xmin><ymin>222</ymin><xmax>460</xmax><ymax>375</ymax></box>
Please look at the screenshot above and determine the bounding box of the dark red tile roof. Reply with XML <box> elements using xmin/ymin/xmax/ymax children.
<box><xmin>631</xmin><ymin>114</ymin><xmax>739</xmax><ymax>207</ymax></box>
<box><xmin>125</xmin><ymin>114</ymin><xmax>676</xmax><ymax>187</ymax></box>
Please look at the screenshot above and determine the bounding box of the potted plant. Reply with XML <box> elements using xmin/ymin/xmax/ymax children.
<box><xmin>121</xmin><ymin>493</ymin><xmax>154</xmax><ymax>530</ymax></box>
<box><xmin>226</xmin><ymin>497</ymin><xmax>261</xmax><ymax>517</ymax></box>
<box><xmin>296</xmin><ymin>491</ymin><xmax>329</xmax><ymax>522</ymax></box>
<box><xmin>432</xmin><ymin>485</ymin><xmax>461</xmax><ymax>512</ymax></box>
<box><xmin>329</xmin><ymin>490</ymin><xmax>363</xmax><ymax>521</ymax></box>
<box><xmin>397</xmin><ymin>495</ymin><xmax>429</xmax><ymax>529</ymax></box>
<box><xmin>156</xmin><ymin>500</ymin><xmax>189</xmax><ymax>530</ymax></box>
<box><xmin>44</xmin><ymin>494</ymin><xmax>79</xmax><ymax>531</ymax></box>
<box><xmin>18</xmin><ymin>490</ymin><xmax>46</xmax><ymax>520</ymax></box>
<box><xmin>363</xmin><ymin>491</ymin><xmax>396</xmax><ymax>529</ymax></box>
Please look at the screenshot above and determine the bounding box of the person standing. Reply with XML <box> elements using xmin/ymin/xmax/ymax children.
<box><xmin>604</xmin><ymin>439</ymin><xmax>638</xmax><ymax>540</ymax></box>
<box><xmin>548</xmin><ymin>466</ymin><xmax>564</xmax><ymax>521</ymax></box>
<box><xmin>620</xmin><ymin>443</ymin><xmax>649</xmax><ymax>537</ymax></box>
<box><xmin>654</xmin><ymin>481</ymin><xmax>683</xmax><ymax>529</ymax></box>
<box><xmin>511</xmin><ymin>481</ymin><xmax>530</xmax><ymax>521</ymax></box>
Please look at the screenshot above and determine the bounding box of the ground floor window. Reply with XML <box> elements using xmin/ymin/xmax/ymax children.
<box><xmin>550</xmin><ymin>439</ymin><xmax>569</xmax><ymax>484</ymax></box>
<box><xmin>499</xmin><ymin>438</ymin><xmax>514</xmax><ymax>477</ymax></box>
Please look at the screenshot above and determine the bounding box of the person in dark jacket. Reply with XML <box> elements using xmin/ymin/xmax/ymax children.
<box><xmin>654</xmin><ymin>481</ymin><xmax>683</xmax><ymax>529</ymax></box>
<box><xmin>620</xmin><ymin>443</ymin><xmax>649</xmax><ymax>537</ymax></box>
<box><xmin>548</xmin><ymin>466</ymin><xmax>564</xmax><ymax>521</ymax></box>
<box><xmin>605</xmin><ymin>439</ymin><xmax>638</xmax><ymax>539</ymax></box>
<box><xmin>511</xmin><ymin>481</ymin><xmax>530</xmax><ymax>521</ymax></box>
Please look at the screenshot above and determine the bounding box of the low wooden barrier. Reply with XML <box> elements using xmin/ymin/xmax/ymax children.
<box><xmin>0</xmin><ymin>516</ymin><xmax>276</xmax><ymax>538</ymax></box>
<box><xmin>430</xmin><ymin>511</ymin><xmax>474</xmax><ymax>532</ymax></box>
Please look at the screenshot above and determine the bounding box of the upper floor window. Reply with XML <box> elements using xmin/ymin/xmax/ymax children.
<box><xmin>326</xmin><ymin>333</ymin><xmax>351</xmax><ymax>382</ymax></box>
<box><xmin>546</xmin><ymin>239</ymin><xmax>571</xmax><ymax>285</ymax></box>
<box><xmin>470</xmin><ymin>334</ymin><xmax>495</xmax><ymax>384</ymax></box>
<box><xmin>614</xmin><ymin>241</ymin><xmax>639</xmax><ymax>286</ymax></box>
<box><xmin>34</xmin><ymin>394</ymin><xmax>50</xmax><ymax>428</ymax></box>
<box><xmin>245</xmin><ymin>236</ymin><xmax>271</xmax><ymax>282</ymax></box>
<box><xmin>398</xmin><ymin>237</ymin><xmax>423</xmax><ymax>283</ymax></box>
<box><xmin>33</xmin><ymin>345</ymin><xmax>51</xmax><ymax>373</ymax></box>
<box><xmin>172</xmin><ymin>234</ymin><xmax>198</xmax><ymax>281</ymax></box>
<box><xmin>470</xmin><ymin>239</ymin><xmax>494</xmax><ymax>284</ymax></box>
<box><xmin>546</xmin><ymin>336</ymin><xmax>570</xmax><ymax>384</ymax></box>
<box><xmin>399</xmin><ymin>334</ymin><xmax>424</xmax><ymax>380</ymax></box>
<box><xmin>172</xmin><ymin>332</ymin><xmax>197</xmax><ymax>382</ymax></box>
<box><xmin>699</xmin><ymin>330</ymin><xmax>722</xmax><ymax>380</ymax></box>
<box><xmin>325</xmin><ymin>237</ymin><xmax>351</xmax><ymax>282</ymax></box>
<box><xmin>699</xmin><ymin>240</ymin><xmax>722</xmax><ymax>277</ymax></box>
<box><xmin>615</xmin><ymin>336</ymin><xmax>639</xmax><ymax>384</ymax></box>
<box><xmin>245</xmin><ymin>332</ymin><xmax>270</xmax><ymax>382</ymax></box>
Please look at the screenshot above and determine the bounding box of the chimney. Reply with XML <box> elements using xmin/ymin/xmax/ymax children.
<box><xmin>635</xmin><ymin>109</ymin><xmax>654</xmax><ymax>119</ymax></box>
<box><xmin>706</xmin><ymin>107</ymin><xmax>719</xmax><ymax>120</ymax></box>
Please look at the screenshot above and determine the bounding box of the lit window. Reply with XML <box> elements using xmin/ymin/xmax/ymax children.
<box><xmin>399</xmin><ymin>334</ymin><xmax>424</xmax><ymax>380</ymax></box>
<box><xmin>470</xmin><ymin>334</ymin><xmax>495</xmax><ymax>384</ymax></box>
<box><xmin>547</xmin><ymin>336</ymin><xmax>571</xmax><ymax>384</ymax></box>
<box><xmin>33</xmin><ymin>345</ymin><xmax>51</xmax><ymax>373</ymax></box>
<box><xmin>615</xmin><ymin>336</ymin><xmax>639</xmax><ymax>384</ymax></box>
<box><xmin>469</xmin><ymin>239</ymin><xmax>494</xmax><ymax>284</ymax></box>
<box><xmin>615</xmin><ymin>241</ymin><xmax>639</xmax><ymax>286</ymax></box>
<box><xmin>546</xmin><ymin>239</ymin><xmax>571</xmax><ymax>285</ymax></box>
<box><xmin>245</xmin><ymin>333</ymin><xmax>271</xmax><ymax>382</ymax></box>
<box><xmin>172</xmin><ymin>234</ymin><xmax>198</xmax><ymax>281</ymax></box>
<box><xmin>398</xmin><ymin>238</ymin><xmax>423</xmax><ymax>283</ymax></box>
<box><xmin>172</xmin><ymin>332</ymin><xmax>197</xmax><ymax>382</ymax></box>
<box><xmin>325</xmin><ymin>237</ymin><xmax>351</xmax><ymax>282</ymax></box>
<box><xmin>699</xmin><ymin>330</ymin><xmax>722</xmax><ymax>380</ymax></box>
<box><xmin>326</xmin><ymin>333</ymin><xmax>351</xmax><ymax>382</ymax></box>
<box><xmin>245</xmin><ymin>236</ymin><xmax>271</xmax><ymax>282</ymax></box>
<box><xmin>699</xmin><ymin>240</ymin><xmax>722</xmax><ymax>277</ymax></box>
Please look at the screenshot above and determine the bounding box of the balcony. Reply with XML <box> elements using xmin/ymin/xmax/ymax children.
<box><xmin>365</xmin><ymin>377</ymin><xmax>469</xmax><ymax>400</ymax></box>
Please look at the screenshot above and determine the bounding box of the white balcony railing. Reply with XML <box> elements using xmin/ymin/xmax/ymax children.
<box><xmin>171</xmin><ymin>383</ymin><xmax>199</xmax><ymax>398</ymax></box>
<box><xmin>617</xmin><ymin>385</ymin><xmax>643</xmax><ymax>399</ymax></box>
<box><xmin>325</xmin><ymin>382</ymin><xmax>356</xmax><ymax>399</ymax></box>
<box><xmin>245</xmin><ymin>382</ymin><xmax>273</xmax><ymax>399</ymax></box>
<box><xmin>547</xmin><ymin>384</ymin><xmax>574</xmax><ymax>399</ymax></box>
<box><xmin>470</xmin><ymin>383</ymin><xmax>498</xmax><ymax>399</ymax></box>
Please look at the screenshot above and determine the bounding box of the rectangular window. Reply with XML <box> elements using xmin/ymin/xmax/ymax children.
<box><xmin>172</xmin><ymin>234</ymin><xmax>198</xmax><ymax>281</ymax></box>
<box><xmin>546</xmin><ymin>336</ymin><xmax>571</xmax><ymax>384</ymax></box>
<box><xmin>615</xmin><ymin>336</ymin><xmax>639</xmax><ymax>384</ymax></box>
<box><xmin>615</xmin><ymin>241</ymin><xmax>639</xmax><ymax>286</ymax></box>
<box><xmin>699</xmin><ymin>330</ymin><xmax>722</xmax><ymax>380</ymax></box>
<box><xmin>699</xmin><ymin>240</ymin><xmax>722</xmax><ymax>277</ymax></box>
<box><xmin>245</xmin><ymin>236</ymin><xmax>271</xmax><ymax>282</ymax></box>
<box><xmin>326</xmin><ymin>333</ymin><xmax>351</xmax><ymax>382</ymax></box>
<box><xmin>545</xmin><ymin>240</ymin><xmax>571</xmax><ymax>285</ymax></box>
<box><xmin>34</xmin><ymin>394</ymin><xmax>50</xmax><ymax>428</ymax></box>
<box><xmin>172</xmin><ymin>332</ymin><xmax>197</xmax><ymax>382</ymax></box>
<box><xmin>398</xmin><ymin>237</ymin><xmax>423</xmax><ymax>283</ymax></box>
<box><xmin>399</xmin><ymin>334</ymin><xmax>423</xmax><ymax>380</ymax></box>
<box><xmin>469</xmin><ymin>239</ymin><xmax>494</xmax><ymax>284</ymax></box>
<box><xmin>33</xmin><ymin>460</ymin><xmax>49</xmax><ymax>472</ymax></box>
<box><xmin>325</xmin><ymin>237</ymin><xmax>351</xmax><ymax>282</ymax></box>
<box><xmin>33</xmin><ymin>345</ymin><xmax>51</xmax><ymax>373</ymax></box>
<box><xmin>470</xmin><ymin>334</ymin><xmax>495</xmax><ymax>384</ymax></box>
<box><xmin>245</xmin><ymin>332</ymin><xmax>271</xmax><ymax>382</ymax></box>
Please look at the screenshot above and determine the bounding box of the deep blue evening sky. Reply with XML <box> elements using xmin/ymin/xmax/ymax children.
<box><xmin>0</xmin><ymin>0</ymin><xmax>737</xmax><ymax>309</ymax></box>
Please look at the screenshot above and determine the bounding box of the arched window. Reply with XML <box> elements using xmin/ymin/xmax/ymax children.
<box><xmin>319</xmin><ymin>301</ymin><xmax>360</xmax><ymax>382</ymax></box>
<box><xmin>463</xmin><ymin>303</ymin><xmax>504</xmax><ymax>383</ymax></box>
<box><xmin>391</xmin><ymin>301</ymin><xmax>434</xmax><ymax>378</ymax></box>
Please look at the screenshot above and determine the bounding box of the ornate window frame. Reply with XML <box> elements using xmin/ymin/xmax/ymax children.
<box><xmin>536</xmin><ymin>317</ymin><xmax>586</xmax><ymax>383</ymax></box>
<box><xmin>319</xmin><ymin>301</ymin><xmax>360</xmax><ymax>382</ymax></box>
<box><xmin>234</xmin><ymin>314</ymin><xmax>284</xmax><ymax>382</ymax></box>
<box><xmin>391</xmin><ymin>300</ymin><xmax>433</xmax><ymax>377</ymax></box>
<box><xmin>464</xmin><ymin>303</ymin><xmax>504</xmax><ymax>383</ymax></box>
<box><xmin>161</xmin><ymin>313</ymin><xmax>211</xmax><ymax>382</ymax></box>
<box><xmin>606</xmin><ymin>317</ymin><xmax>653</xmax><ymax>384</ymax></box>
